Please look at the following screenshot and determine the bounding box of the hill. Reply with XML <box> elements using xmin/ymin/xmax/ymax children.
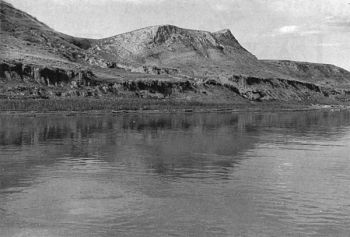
<box><xmin>1</xmin><ymin>0</ymin><xmax>350</xmax><ymax>109</ymax></box>
<box><xmin>0</xmin><ymin>0</ymin><xmax>93</xmax><ymax>67</ymax></box>
<box><xmin>88</xmin><ymin>25</ymin><xmax>290</xmax><ymax>79</ymax></box>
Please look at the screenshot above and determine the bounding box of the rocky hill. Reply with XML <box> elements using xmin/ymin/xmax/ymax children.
<box><xmin>89</xmin><ymin>25</ymin><xmax>256</xmax><ymax>65</ymax></box>
<box><xmin>1</xmin><ymin>0</ymin><xmax>350</xmax><ymax>106</ymax></box>
<box><xmin>88</xmin><ymin>25</ymin><xmax>290</xmax><ymax>79</ymax></box>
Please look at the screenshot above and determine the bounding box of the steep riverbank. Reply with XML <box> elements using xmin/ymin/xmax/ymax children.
<box><xmin>2</xmin><ymin>61</ymin><xmax>349</xmax><ymax>106</ymax></box>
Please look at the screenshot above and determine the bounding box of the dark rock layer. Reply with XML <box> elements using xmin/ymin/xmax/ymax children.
<box><xmin>1</xmin><ymin>62</ymin><xmax>348</xmax><ymax>102</ymax></box>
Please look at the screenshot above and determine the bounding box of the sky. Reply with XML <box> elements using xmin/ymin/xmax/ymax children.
<box><xmin>6</xmin><ymin>0</ymin><xmax>350</xmax><ymax>70</ymax></box>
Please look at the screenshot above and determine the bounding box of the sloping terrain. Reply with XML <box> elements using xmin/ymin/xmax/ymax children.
<box><xmin>1</xmin><ymin>0</ymin><xmax>350</xmax><ymax>106</ymax></box>
<box><xmin>263</xmin><ymin>60</ymin><xmax>350</xmax><ymax>89</ymax></box>
<box><xmin>0</xmin><ymin>0</ymin><xmax>92</xmax><ymax>66</ymax></box>
<box><xmin>88</xmin><ymin>25</ymin><xmax>290</xmax><ymax>79</ymax></box>
<box><xmin>89</xmin><ymin>25</ymin><xmax>256</xmax><ymax>67</ymax></box>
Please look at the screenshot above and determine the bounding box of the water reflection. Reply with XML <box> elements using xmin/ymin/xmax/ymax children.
<box><xmin>0</xmin><ymin>111</ymin><xmax>350</xmax><ymax>237</ymax></box>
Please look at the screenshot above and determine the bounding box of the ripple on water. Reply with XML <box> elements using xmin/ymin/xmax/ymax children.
<box><xmin>1</xmin><ymin>111</ymin><xmax>350</xmax><ymax>237</ymax></box>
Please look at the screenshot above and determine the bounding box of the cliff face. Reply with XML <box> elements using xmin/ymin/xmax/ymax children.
<box><xmin>1</xmin><ymin>0</ymin><xmax>350</xmax><ymax>105</ymax></box>
<box><xmin>2</xmin><ymin>61</ymin><xmax>348</xmax><ymax>103</ymax></box>
<box><xmin>0</xmin><ymin>61</ymin><xmax>205</xmax><ymax>100</ymax></box>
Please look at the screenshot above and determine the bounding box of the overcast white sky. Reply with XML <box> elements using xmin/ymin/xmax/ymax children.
<box><xmin>7</xmin><ymin>0</ymin><xmax>350</xmax><ymax>70</ymax></box>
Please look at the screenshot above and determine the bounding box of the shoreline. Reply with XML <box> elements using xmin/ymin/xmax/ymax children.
<box><xmin>0</xmin><ymin>99</ymin><xmax>349</xmax><ymax>116</ymax></box>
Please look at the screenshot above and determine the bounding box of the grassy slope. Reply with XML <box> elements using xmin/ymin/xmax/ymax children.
<box><xmin>262</xmin><ymin>60</ymin><xmax>350</xmax><ymax>89</ymax></box>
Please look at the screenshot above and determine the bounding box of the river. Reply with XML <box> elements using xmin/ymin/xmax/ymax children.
<box><xmin>1</xmin><ymin>111</ymin><xmax>350</xmax><ymax>237</ymax></box>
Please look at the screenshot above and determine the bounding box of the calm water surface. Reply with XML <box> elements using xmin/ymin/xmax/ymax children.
<box><xmin>0</xmin><ymin>111</ymin><xmax>350</xmax><ymax>237</ymax></box>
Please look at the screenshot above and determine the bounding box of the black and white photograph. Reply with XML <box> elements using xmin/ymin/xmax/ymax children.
<box><xmin>0</xmin><ymin>0</ymin><xmax>350</xmax><ymax>236</ymax></box>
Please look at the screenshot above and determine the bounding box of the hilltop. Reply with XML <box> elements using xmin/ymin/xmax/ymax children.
<box><xmin>1</xmin><ymin>0</ymin><xmax>350</xmax><ymax>111</ymax></box>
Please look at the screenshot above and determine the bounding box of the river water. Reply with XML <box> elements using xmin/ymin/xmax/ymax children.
<box><xmin>0</xmin><ymin>111</ymin><xmax>350</xmax><ymax>237</ymax></box>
